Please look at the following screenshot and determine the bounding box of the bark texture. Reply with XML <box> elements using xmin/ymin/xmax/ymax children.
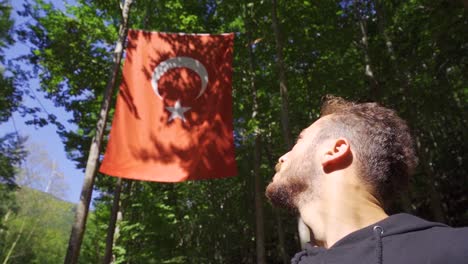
<box><xmin>64</xmin><ymin>1</ymin><xmax>133</xmax><ymax>263</ymax></box>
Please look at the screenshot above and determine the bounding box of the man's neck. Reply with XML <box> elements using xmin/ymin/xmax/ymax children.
<box><xmin>299</xmin><ymin>183</ymin><xmax>388</xmax><ymax>248</ymax></box>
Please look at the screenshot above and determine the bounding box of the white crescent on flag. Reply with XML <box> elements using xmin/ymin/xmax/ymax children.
<box><xmin>151</xmin><ymin>56</ymin><xmax>209</xmax><ymax>100</ymax></box>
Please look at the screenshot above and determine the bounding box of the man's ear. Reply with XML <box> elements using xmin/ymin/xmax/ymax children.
<box><xmin>321</xmin><ymin>138</ymin><xmax>352</xmax><ymax>173</ymax></box>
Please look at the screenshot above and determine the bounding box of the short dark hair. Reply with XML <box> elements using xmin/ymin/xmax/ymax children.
<box><xmin>318</xmin><ymin>95</ymin><xmax>418</xmax><ymax>206</ymax></box>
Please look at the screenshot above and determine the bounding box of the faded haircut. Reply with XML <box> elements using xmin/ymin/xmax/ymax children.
<box><xmin>316</xmin><ymin>95</ymin><xmax>418</xmax><ymax>206</ymax></box>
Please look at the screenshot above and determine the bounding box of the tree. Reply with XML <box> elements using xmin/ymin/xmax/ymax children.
<box><xmin>0</xmin><ymin>0</ymin><xmax>26</xmax><ymax>237</ymax></box>
<box><xmin>0</xmin><ymin>133</ymin><xmax>26</xmax><ymax>228</ymax></box>
<box><xmin>15</xmin><ymin>141</ymin><xmax>68</xmax><ymax>199</ymax></box>
<box><xmin>14</xmin><ymin>0</ymin><xmax>468</xmax><ymax>262</ymax></box>
<box><xmin>0</xmin><ymin>187</ymin><xmax>75</xmax><ymax>264</ymax></box>
<box><xmin>0</xmin><ymin>0</ymin><xmax>21</xmax><ymax>123</ymax></box>
<box><xmin>0</xmin><ymin>139</ymin><xmax>70</xmax><ymax>264</ymax></box>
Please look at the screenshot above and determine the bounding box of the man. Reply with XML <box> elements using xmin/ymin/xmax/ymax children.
<box><xmin>266</xmin><ymin>95</ymin><xmax>468</xmax><ymax>264</ymax></box>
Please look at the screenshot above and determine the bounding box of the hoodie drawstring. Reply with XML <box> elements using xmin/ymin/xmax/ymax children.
<box><xmin>373</xmin><ymin>225</ymin><xmax>384</xmax><ymax>264</ymax></box>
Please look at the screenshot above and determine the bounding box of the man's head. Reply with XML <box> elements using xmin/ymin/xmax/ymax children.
<box><xmin>265</xmin><ymin>95</ymin><xmax>418</xmax><ymax>213</ymax></box>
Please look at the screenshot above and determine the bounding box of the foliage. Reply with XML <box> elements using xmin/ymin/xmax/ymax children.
<box><xmin>0</xmin><ymin>1</ymin><xmax>25</xmax><ymax>253</ymax></box>
<box><xmin>0</xmin><ymin>187</ymin><xmax>75</xmax><ymax>263</ymax></box>
<box><xmin>0</xmin><ymin>139</ymin><xmax>72</xmax><ymax>263</ymax></box>
<box><xmin>0</xmin><ymin>137</ymin><xmax>25</xmax><ymax>214</ymax></box>
<box><xmin>0</xmin><ymin>0</ymin><xmax>23</xmax><ymax>123</ymax></box>
<box><xmin>9</xmin><ymin>0</ymin><xmax>468</xmax><ymax>262</ymax></box>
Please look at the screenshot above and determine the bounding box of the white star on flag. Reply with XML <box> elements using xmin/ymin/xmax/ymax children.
<box><xmin>165</xmin><ymin>100</ymin><xmax>191</xmax><ymax>122</ymax></box>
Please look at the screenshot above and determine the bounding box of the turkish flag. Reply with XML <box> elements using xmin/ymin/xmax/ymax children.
<box><xmin>99</xmin><ymin>30</ymin><xmax>237</xmax><ymax>182</ymax></box>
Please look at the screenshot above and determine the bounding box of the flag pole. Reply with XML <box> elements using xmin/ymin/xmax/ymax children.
<box><xmin>103</xmin><ymin>177</ymin><xmax>123</xmax><ymax>264</ymax></box>
<box><xmin>64</xmin><ymin>0</ymin><xmax>133</xmax><ymax>263</ymax></box>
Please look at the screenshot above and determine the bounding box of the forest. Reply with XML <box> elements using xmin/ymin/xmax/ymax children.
<box><xmin>0</xmin><ymin>0</ymin><xmax>467</xmax><ymax>263</ymax></box>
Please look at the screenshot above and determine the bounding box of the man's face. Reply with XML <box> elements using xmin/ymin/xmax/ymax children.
<box><xmin>265</xmin><ymin>119</ymin><xmax>325</xmax><ymax>212</ymax></box>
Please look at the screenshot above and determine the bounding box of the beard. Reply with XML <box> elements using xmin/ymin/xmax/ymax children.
<box><xmin>265</xmin><ymin>162</ymin><xmax>312</xmax><ymax>213</ymax></box>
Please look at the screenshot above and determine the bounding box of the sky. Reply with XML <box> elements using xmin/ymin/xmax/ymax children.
<box><xmin>0</xmin><ymin>0</ymin><xmax>85</xmax><ymax>203</ymax></box>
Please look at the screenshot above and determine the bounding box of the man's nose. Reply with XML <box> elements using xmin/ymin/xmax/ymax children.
<box><xmin>279</xmin><ymin>152</ymin><xmax>289</xmax><ymax>163</ymax></box>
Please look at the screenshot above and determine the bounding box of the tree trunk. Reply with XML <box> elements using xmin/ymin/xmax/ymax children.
<box><xmin>374</xmin><ymin>0</ymin><xmax>395</xmax><ymax>61</ymax></box>
<box><xmin>245</xmin><ymin>6</ymin><xmax>266</xmax><ymax>263</ymax></box>
<box><xmin>253</xmin><ymin>136</ymin><xmax>265</xmax><ymax>264</ymax></box>
<box><xmin>2</xmin><ymin>220</ymin><xmax>25</xmax><ymax>264</ymax></box>
<box><xmin>416</xmin><ymin>136</ymin><xmax>445</xmax><ymax>223</ymax></box>
<box><xmin>374</xmin><ymin>0</ymin><xmax>414</xmax><ymax>213</ymax></box>
<box><xmin>2</xmin><ymin>210</ymin><xmax>11</xmax><ymax>225</ymax></box>
<box><xmin>264</xmin><ymin>142</ymin><xmax>288</xmax><ymax>263</ymax></box>
<box><xmin>271</xmin><ymin>0</ymin><xmax>293</xmax><ymax>149</ymax></box>
<box><xmin>275</xmin><ymin>213</ymin><xmax>288</xmax><ymax>264</ymax></box>
<box><xmin>354</xmin><ymin>0</ymin><xmax>379</xmax><ymax>99</ymax></box>
<box><xmin>112</xmin><ymin>211</ymin><xmax>122</xmax><ymax>264</ymax></box>
<box><xmin>271</xmin><ymin>0</ymin><xmax>310</xmax><ymax>250</ymax></box>
<box><xmin>377</xmin><ymin>0</ymin><xmax>446</xmax><ymax>219</ymax></box>
<box><xmin>64</xmin><ymin>1</ymin><xmax>133</xmax><ymax>263</ymax></box>
<box><xmin>103</xmin><ymin>178</ymin><xmax>123</xmax><ymax>264</ymax></box>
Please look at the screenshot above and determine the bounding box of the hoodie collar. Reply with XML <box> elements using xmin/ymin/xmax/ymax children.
<box><xmin>330</xmin><ymin>213</ymin><xmax>447</xmax><ymax>248</ymax></box>
<box><xmin>292</xmin><ymin>214</ymin><xmax>448</xmax><ymax>264</ymax></box>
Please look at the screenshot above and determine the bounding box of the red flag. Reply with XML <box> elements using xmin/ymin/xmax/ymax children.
<box><xmin>99</xmin><ymin>30</ymin><xmax>237</xmax><ymax>182</ymax></box>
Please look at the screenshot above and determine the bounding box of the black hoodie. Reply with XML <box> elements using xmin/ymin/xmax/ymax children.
<box><xmin>291</xmin><ymin>213</ymin><xmax>468</xmax><ymax>264</ymax></box>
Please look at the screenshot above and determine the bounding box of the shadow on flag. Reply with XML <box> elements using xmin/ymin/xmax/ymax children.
<box><xmin>99</xmin><ymin>30</ymin><xmax>237</xmax><ymax>182</ymax></box>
